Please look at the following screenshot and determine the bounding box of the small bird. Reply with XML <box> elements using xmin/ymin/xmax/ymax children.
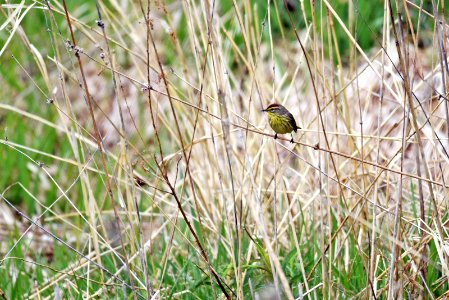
<box><xmin>262</xmin><ymin>103</ymin><xmax>300</xmax><ymax>143</ymax></box>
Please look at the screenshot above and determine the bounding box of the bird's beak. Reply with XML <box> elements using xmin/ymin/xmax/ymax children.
<box><xmin>261</xmin><ymin>109</ymin><xmax>267</xmax><ymax>112</ymax></box>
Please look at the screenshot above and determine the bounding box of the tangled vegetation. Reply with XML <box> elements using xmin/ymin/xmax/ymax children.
<box><xmin>1</xmin><ymin>0</ymin><xmax>449</xmax><ymax>299</ymax></box>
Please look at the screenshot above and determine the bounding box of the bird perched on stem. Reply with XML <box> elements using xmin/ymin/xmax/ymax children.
<box><xmin>262</xmin><ymin>103</ymin><xmax>300</xmax><ymax>143</ymax></box>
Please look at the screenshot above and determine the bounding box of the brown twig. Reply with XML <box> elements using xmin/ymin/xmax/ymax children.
<box><xmin>60</xmin><ymin>0</ymin><xmax>134</xmax><ymax>294</ymax></box>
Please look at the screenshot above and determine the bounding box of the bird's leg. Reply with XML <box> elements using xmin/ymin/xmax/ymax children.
<box><xmin>274</xmin><ymin>133</ymin><xmax>278</xmax><ymax>139</ymax></box>
<box><xmin>290</xmin><ymin>133</ymin><xmax>294</xmax><ymax>143</ymax></box>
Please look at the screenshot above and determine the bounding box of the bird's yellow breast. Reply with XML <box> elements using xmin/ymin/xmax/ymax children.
<box><xmin>267</xmin><ymin>112</ymin><xmax>294</xmax><ymax>134</ymax></box>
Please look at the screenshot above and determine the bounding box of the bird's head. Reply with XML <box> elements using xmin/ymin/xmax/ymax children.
<box><xmin>262</xmin><ymin>103</ymin><xmax>284</xmax><ymax>115</ymax></box>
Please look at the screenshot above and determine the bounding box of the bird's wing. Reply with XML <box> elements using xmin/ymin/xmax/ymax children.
<box><xmin>289</xmin><ymin>113</ymin><xmax>299</xmax><ymax>131</ymax></box>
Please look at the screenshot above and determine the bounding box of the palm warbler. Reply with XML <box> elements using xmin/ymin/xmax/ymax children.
<box><xmin>262</xmin><ymin>103</ymin><xmax>300</xmax><ymax>143</ymax></box>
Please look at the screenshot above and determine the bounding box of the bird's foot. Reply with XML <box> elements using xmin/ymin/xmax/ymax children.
<box><xmin>290</xmin><ymin>138</ymin><xmax>294</xmax><ymax>143</ymax></box>
<box><xmin>274</xmin><ymin>133</ymin><xmax>278</xmax><ymax>139</ymax></box>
